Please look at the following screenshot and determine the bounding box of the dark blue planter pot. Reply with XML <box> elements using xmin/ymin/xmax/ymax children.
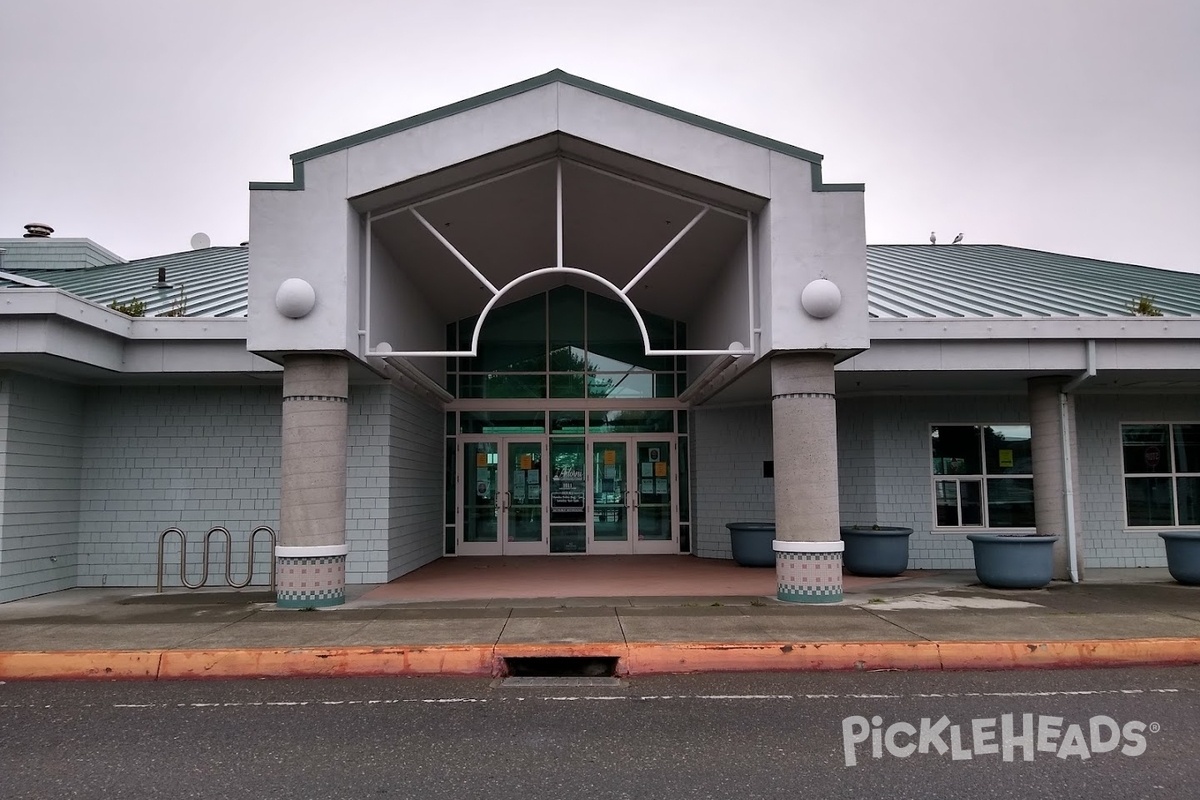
<box><xmin>1158</xmin><ymin>532</ymin><xmax>1200</xmax><ymax>585</ymax></box>
<box><xmin>840</xmin><ymin>526</ymin><xmax>913</xmax><ymax>576</ymax></box>
<box><xmin>726</xmin><ymin>522</ymin><xmax>776</xmax><ymax>567</ymax></box>
<box><xmin>967</xmin><ymin>534</ymin><xmax>1058</xmax><ymax>589</ymax></box>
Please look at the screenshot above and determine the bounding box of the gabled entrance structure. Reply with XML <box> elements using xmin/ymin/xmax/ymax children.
<box><xmin>5</xmin><ymin>70</ymin><xmax>1197</xmax><ymax>610</ymax></box>
<box><xmin>249</xmin><ymin>70</ymin><xmax>868</xmax><ymax>606</ymax></box>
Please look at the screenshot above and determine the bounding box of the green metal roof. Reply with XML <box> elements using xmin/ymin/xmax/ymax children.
<box><xmin>0</xmin><ymin>247</ymin><xmax>249</xmax><ymax>317</ymax></box>
<box><xmin>866</xmin><ymin>245</ymin><xmax>1200</xmax><ymax>319</ymax></box>
<box><xmin>4</xmin><ymin>243</ymin><xmax>1198</xmax><ymax>321</ymax></box>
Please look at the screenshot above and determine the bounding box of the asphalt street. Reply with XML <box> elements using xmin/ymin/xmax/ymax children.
<box><xmin>1</xmin><ymin>667</ymin><xmax>1197</xmax><ymax>799</ymax></box>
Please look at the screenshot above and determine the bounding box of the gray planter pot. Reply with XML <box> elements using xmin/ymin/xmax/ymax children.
<box><xmin>840</xmin><ymin>526</ymin><xmax>913</xmax><ymax>577</ymax></box>
<box><xmin>1158</xmin><ymin>532</ymin><xmax>1200</xmax><ymax>585</ymax></box>
<box><xmin>726</xmin><ymin>522</ymin><xmax>776</xmax><ymax>567</ymax></box>
<box><xmin>967</xmin><ymin>533</ymin><xmax>1058</xmax><ymax>589</ymax></box>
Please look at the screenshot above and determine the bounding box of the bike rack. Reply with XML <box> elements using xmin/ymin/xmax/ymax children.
<box><xmin>156</xmin><ymin>525</ymin><xmax>277</xmax><ymax>593</ymax></box>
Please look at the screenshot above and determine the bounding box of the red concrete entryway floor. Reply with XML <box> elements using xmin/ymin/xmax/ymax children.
<box><xmin>357</xmin><ymin>556</ymin><xmax>907</xmax><ymax>603</ymax></box>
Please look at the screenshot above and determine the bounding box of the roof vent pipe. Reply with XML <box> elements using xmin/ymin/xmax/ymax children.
<box><xmin>23</xmin><ymin>223</ymin><xmax>53</xmax><ymax>238</ymax></box>
<box><xmin>154</xmin><ymin>266</ymin><xmax>172</xmax><ymax>289</ymax></box>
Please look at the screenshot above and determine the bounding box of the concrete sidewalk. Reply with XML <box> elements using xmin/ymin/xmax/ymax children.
<box><xmin>1</xmin><ymin>569</ymin><xmax>1198</xmax><ymax>680</ymax></box>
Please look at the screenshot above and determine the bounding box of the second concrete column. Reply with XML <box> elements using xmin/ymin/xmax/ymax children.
<box><xmin>770</xmin><ymin>352</ymin><xmax>844</xmax><ymax>603</ymax></box>
<box><xmin>275</xmin><ymin>354</ymin><xmax>350</xmax><ymax>608</ymax></box>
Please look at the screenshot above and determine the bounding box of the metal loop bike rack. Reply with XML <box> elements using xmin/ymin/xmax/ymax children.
<box><xmin>156</xmin><ymin>525</ymin><xmax>277</xmax><ymax>593</ymax></box>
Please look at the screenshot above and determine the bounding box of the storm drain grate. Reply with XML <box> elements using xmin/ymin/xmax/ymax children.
<box><xmin>500</xmin><ymin>656</ymin><xmax>621</xmax><ymax>687</ymax></box>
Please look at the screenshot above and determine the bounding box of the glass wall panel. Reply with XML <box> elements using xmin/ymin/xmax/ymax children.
<box><xmin>448</xmin><ymin>288</ymin><xmax>684</xmax><ymax>400</ymax></box>
<box><xmin>1123</xmin><ymin>424</ymin><xmax>1171</xmax><ymax>474</ymax></box>
<box><xmin>550</xmin><ymin>411</ymin><xmax>585</xmax><ymax>435</ymax></box>
<box><xmin>678</xmin><ymin>436</ymin><xmax>690</xmax><ymax>523</ymax></box>
<box><xmin>549</xmin><ymin>286</ymin><xmax>585</xmax><ymax>359</ymax></box>
<box><xmin>587</xmin><ymin>292</ymin><xmax>672</xmax><ymax>372</ymax></box>
<box><xmin>549</xmin><ymin>439</ymin><xmax>585</xmax><ymax>524</ymax></box>
<box><xmin>984</xmin><ymin>425</ymin><xmax>1032</xmax><ymax>475</ymax></box>
<box><xmin>589</xmin><ymin>410</ymin><xmax>674</xmax><ymax>434</ymax></box>
<box><xmin>1173</xmin><ymin>425</ymin><xmax>1200</xmax><ymax>474</ymax></box>
<box><xmin>1177</xmin><ymin>477</ymin><xmax>1200</xmax><ymax>526</ymax></box>
<box><xmin>460</xmin><ymin>411</ymin><xmax>546</xmax><ymax>434</ymax></box>
<box><xmin>462</xmin><ymin>293</ymin><xmax>546</xmax><ymax>373</ymax></box>
<box><xmin>1126</xmin><ymin>477</ymin><xmax>1175</xmax><ymax>526</ymax></box>
<box><xmin>462</xmin><ymin>442</ymin><xmax>499</xmax><ymax>543</ymax></box>
<box><xmin>986</xmin><ymin>477</ymin><xmax>1035</xmax><ymax>527</ymax></box>
<box><xmin>932</xmin><ymin>426</ymin><xmax>983</xmax><ymax>475</ymax></box>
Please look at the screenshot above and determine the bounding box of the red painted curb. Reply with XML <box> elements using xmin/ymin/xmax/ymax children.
<box><xmin>2</xmin><ymin>639</ymin><xmax>1198</xmax><ymax>681</ymax></box>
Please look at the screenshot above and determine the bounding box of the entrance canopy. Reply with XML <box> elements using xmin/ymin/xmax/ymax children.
<box><xmin>247</xmin><ymin>70</ymin><xmax>871</xmax><ymax>380</ymax></box>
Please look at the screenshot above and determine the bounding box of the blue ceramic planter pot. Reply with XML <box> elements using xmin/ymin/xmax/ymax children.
<box><xmin>840</xmin><ymin>526</ymin><xmax>913</xmax><ymax>577</ymax></box>
<box><xmin>967</xmin><ymin>533</ymin><xmax>1057</xmax><ymax>589</ymax></box>
<box><xmin>1158</xmin><ymin>532</ymin><xmax>1200</xmax><ymax>585</ymax></box>
<box><xmin>726</xmin><ymin>522</ymin><xmax>776</xmax><ymax>567</ymax></box>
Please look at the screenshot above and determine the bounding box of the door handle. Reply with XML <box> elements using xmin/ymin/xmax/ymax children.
<box><xmin>503</xmin><ymin>491</ymin><xmax>511</xmax><ymax>513</ymax></box>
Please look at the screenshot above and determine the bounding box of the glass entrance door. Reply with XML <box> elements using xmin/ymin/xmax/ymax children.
<box><xmin>588</xmin><ymin>439</ymin><xmax>631</xmax><ymax>554</ymax></box>
<box><xmin>458</xmin><ymin>439</ymin><xmax>547</xmax><ymax>555</ymax></box>
<box><xmin>588</xmin><ymin>437</ymin><xmax>677</xmax><ymax>554</ymax></box>
<box><xmin>633</xmin><ymin>440</ymin><xmax>676</xmax><ymax>554</ymax></box>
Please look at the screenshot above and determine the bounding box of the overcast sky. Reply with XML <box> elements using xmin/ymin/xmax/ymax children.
<box><xmin>1</xmin><ymin>0</ymin><xmax>1197</xmax><ymax>272</ymax></box>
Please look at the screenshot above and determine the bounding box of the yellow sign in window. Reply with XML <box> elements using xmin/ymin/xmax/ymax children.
<box><xmin>999</xmin><ymin>450</ymin><xmax>1014</xmax><ymax>468</ymax></box>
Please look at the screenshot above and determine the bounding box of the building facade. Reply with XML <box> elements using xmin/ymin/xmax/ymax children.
<box><xmin>2</xmin><ymin>71</ymin><xmax>1198</xmax><ymax>606</ymax></box>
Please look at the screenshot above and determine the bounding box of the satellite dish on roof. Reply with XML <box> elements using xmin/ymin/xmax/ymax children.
<box><xmin>190</xmin><ymin>232</ymin><xmax>211</xmax><ymax>250</ymax></box>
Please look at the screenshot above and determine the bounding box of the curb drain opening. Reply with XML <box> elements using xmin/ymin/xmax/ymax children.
<box><xmin>503</xmin><ymin>656</ymin><xmax>618</xmax><ymax>678</ymax></box>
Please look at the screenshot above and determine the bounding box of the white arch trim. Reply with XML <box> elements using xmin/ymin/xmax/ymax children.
<box><xmin>373</xmin><ymin>266</ymin><xmax>754</xmax><ymax>358</ymax></box>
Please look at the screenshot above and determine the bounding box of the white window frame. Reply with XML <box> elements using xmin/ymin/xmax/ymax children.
<box><xmin>1119</xmin><ymin>421</ymin><xmax>1200</xmax><ymax>530</ymax></box>
<box><xmin>929</xmin><ymin>422</ymin><xmax>1036</xmax><ymax>532</ymax></box>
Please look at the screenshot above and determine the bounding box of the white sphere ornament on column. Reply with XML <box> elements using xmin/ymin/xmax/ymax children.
<box><xmin>275</xmin><ymin>278</ymin><xmax>316</xmax><ymax>319</ymax></box>
<box><xmin>800</xmin><ymin>278</ymin><xmax>841</xmax><ymax>319</ymax></box>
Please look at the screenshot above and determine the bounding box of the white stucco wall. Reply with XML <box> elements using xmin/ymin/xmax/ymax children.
<box><xmin>688</xmin><ymin>232</ymin><xmax>751</xmax><ymax>377</ymax></box>
<box><xmin>760</xmin><ymin>153</ymin><xmax>869</xmax><ymax>353</ymax></box>
<box><xmin>0</xmin><ymin>374</ymin><xmax>83</xmax><ymax>602</ymax></box>
<box><xmin>368</xmin><ymin>236</ymin><xmax>446</xmax><ymax>380</ymax></box>
<box><xmin>249</xmin><ymin>152</ymin><xmax>356</xmax><ymax>354</ymax></box>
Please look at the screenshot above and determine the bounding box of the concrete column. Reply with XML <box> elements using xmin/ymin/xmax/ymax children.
<box><xmin>276</xmin><ymin>354</ymin><xmax>350</xmax><ymax>608</ymax></box>
<box><xmin>770</xmin><ymin>352</ymin><xmax>843</xmax><ymax>603</ymax></box>
<box><xmin>1028</xmin><ymin>377</ymin><xmax>1083</xmax><ymax>581</ymax></box>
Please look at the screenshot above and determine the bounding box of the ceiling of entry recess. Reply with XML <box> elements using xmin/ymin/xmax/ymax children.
<box><xmin>362</xmin><ymin>135</ymin><xmax>759</xmax><ymax>323</ymax></box>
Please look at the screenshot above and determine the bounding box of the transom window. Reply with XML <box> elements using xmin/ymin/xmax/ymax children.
<box><xmin>445</xmin><ymin>286</ymin><xmax>685</xmax><ymax>399</ymax></box>
<box><xmin>931</xmin><ymin>424</ymin><xmax>1034</xmax><ymax>528</ymax></box>
<box><xmin>1122</xmin><ymin>423</ymin><xmax>1200</xmax><ymax>527</ymax></box>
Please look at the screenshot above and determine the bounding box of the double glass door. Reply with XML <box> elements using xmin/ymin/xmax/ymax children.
<box><xmin>458</xmin><ymin>439</ymin><xmax>546</xmax><ymax>555</ymax></box>
<box><xmin>589</xmin><ymin>437</ymin><xmax>676</xmax><ymax>554</ymax></box>
<box><xmin>457</xmin><ymin>436</ymin><xmax>676</xmax><ymax>555</ymax></box>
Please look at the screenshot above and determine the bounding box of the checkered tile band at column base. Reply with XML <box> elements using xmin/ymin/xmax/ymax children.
<box><xmin>276</xmin><ymin>554</ymin><xmax>346</xmax><ymax>608</ymax></box>
<box><xmin>776</xmin><ymin>550</ymin><xmax>843</xmax><ymax>604</ymax></box>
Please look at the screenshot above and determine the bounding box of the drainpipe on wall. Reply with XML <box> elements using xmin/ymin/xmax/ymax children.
<box><xmin>1059</xmin><ymin>339</ymin><xmax>1096</xmax><ymax>583</ymax></box>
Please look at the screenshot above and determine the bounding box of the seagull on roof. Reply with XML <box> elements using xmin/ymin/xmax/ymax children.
<box><xmin>952</xmin><ymin>232</ymin><xmax>963</xmax><ymax>244</ymax></box>
<box><xmin>930</xmin><ymin>231</ymin><xmax>937</xmax><ymax>245</ymax></box>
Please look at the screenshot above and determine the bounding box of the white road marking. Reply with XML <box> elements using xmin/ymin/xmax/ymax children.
<box><xmin>0</xmin><ymin>687</ymin><xmax>1185</xmax><ymax>710</ymax></box>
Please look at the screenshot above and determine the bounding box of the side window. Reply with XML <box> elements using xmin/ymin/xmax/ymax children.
<box><xmin>1123</xmin><ymin>423</ymin><xmax>1200</xmax><ymax>527</ymax></box>
<box><xmin>932</xmin><ymin>424</ymin><xmax>1034</xmax><ymax>528</ymax></box>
